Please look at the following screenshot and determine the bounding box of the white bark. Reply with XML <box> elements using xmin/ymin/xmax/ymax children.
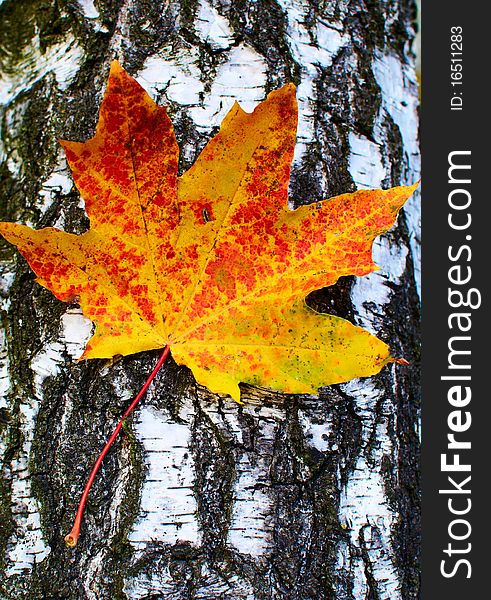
<box><xmin>0</xmin><ymin>0</ymin><xmax>420</xmax><ymax>597</ymax></box>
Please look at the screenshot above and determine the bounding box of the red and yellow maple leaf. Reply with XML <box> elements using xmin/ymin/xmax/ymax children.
<box><xmin>0</xmin><ymin>61</ymin><xmax>417</xmax><ymax>401</ymax></box>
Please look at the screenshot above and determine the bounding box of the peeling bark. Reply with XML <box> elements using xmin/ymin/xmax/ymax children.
<box><xmin>0</xmin><ymin>0</ymin><xmax>420</xmax><ymax>598</ymax></box>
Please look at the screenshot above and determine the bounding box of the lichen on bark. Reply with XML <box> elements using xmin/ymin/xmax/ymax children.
<box><xmin>0</xmin><ymin>0</ymin><xmax>420</xmax><ymax>597</ymax></box>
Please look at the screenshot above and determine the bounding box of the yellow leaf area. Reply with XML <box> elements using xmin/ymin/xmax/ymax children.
<box><xmin>0</xmin><ymin>61</ymin><xmax>418</xmax><ymax>402</ymax></box>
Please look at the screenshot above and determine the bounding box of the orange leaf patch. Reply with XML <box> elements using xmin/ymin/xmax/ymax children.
<box><xmin>0</xmin><ymin>61</ymin><xmax>417</xmax><ymax>401</ymax></box>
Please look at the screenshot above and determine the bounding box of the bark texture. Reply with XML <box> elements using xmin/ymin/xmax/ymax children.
<box><xmin>0</xmin><ymin>0</ymin><xmax>420</xmax><ymax>598</ymax></box>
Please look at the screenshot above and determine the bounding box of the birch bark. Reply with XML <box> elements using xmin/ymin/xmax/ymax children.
<box><xmin>0</xmin><ymin>0</ymin><xmax>420</xmax><ymax>597</ymax></box>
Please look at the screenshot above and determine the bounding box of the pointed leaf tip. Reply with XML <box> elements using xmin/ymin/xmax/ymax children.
<box><xmin>110</xmin><ymin>59</ymin><xmax>124</xmax><ymax>73</ymax></box>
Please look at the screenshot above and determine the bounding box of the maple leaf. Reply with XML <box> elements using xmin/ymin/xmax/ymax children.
<box><xmin>0</xmin><ymin>61</ymin><xmax>417</xmax><ymax>402</ymax></box>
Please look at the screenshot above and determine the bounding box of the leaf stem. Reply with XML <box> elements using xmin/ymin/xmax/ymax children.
<box><xmin>65</xmin><ymin>345</ymin><xmax>170</xmax><ymax>548</ymax></box>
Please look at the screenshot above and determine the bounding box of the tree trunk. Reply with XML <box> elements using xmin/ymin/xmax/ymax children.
<box><xmin>0</xmin><ymin>0</ymin><xmax>420</xmax><ymax>598</ymax></box>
